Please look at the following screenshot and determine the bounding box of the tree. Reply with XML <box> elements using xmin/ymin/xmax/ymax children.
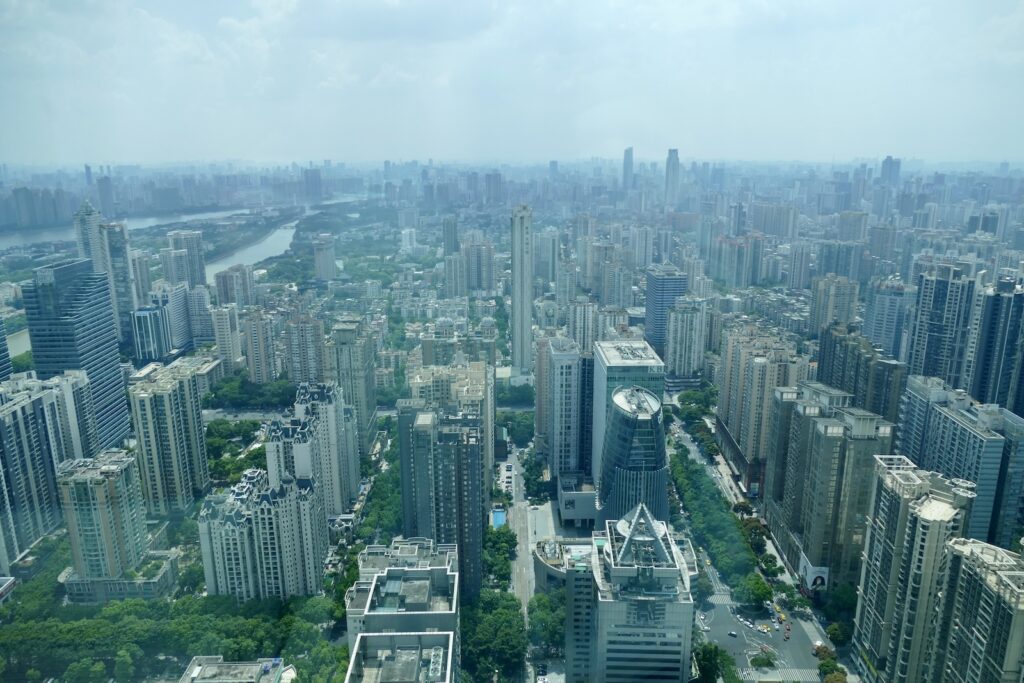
<box><xmin>827</xmin><ymin>621</ymin><xmax>851</xmax><ymax>645</ymax></box>
<box><xmin>819</xmin><ymin>659</ymin><xmax>844</xmax><ymax>677</ymax></box>
<box><xmin>694</xmin><ymin>572</ymin><xmax>714</xmax><ymax>605</ymax></box>
<box><xmin>750</xmin><ymin>651</ymin><xmax>776</xmax><ymax>668</ymax></box>
<box><xmin>732</xmin><ymin>501</ymin><xmax>753</xmax><ymax>516</ymax></box>
<box><xmin>814</xmin><ymin>644</ymin><xmax>837</xmax><ymax>661</ymax></box>
<box><xmin>824</xmin><ymin>672</ymin><xmax>849</xmax><ymax>683</ymax></box>
<box><xmin>527</xmin><ymin>589</ymin><xmax>566</xmax><ymax>652</ymax></box>
<box><xmin>693</xmin><ymin>643</ymin><xmax>722</xmax><ymax>683</ymax></box>
<box><xmin>113</xmin><ymin>650</ymin><xmax>135</xmax><ymax>682</ymax></box>
<box><xmin>733</xmin><ymin>572</ymin><xmax>772</xmax><ymax>608</ymax></box>
<box><xmin>11</xmin><ymin>351</ymin><xmax>32</xmax><ymax>373</ymax></box>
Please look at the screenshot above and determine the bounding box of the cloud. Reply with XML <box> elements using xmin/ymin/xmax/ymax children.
<box><xmin>0</xmin><ymin>0</ymin><xmax>1021</xmax><ymax>164</ymax></box>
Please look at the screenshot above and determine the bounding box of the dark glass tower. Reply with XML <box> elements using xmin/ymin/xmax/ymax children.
<box><xmin>598</xmin><ymin>386</ymin><xmax>670</xmax><ymax>522</ymax></box>
<box><xmin>23</xmin><ymin>259</ymin><xmax>130</xmax><ymax>449</ymax></box>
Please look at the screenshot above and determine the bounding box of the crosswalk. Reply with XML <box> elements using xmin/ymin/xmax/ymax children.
<box><xmin>709</xmin><ymin>593</ymin><xmax>733</xmax><ymax>605</ymax></box>
<box><xmin>740</xmin><ymin>667</ymin><xmax>821</xmax><ymax>681</ymax></box>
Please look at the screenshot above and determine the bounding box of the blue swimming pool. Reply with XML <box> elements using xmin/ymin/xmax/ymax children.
<box><xmin>492</xmin><ymin>509</ymin><xmax>507</xmax><ymax>528</ymax></box>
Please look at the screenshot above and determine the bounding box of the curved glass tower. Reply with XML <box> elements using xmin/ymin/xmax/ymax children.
<box><xmin>598</xmin><ymin>386</ymin><xmax>669</xmax><ymax>522</ymax></box>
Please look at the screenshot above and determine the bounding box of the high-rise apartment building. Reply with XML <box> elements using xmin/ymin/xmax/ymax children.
<box><xmin>211</xmin><ymin>304</ymin><xmax>244</xmax><ymax>371</ymax></box>
<box><xmin>214</xmin><ymin>264</ymin><xmax>256</xmax><ymax>306</ymax></box>
<box><xmin>461</xmin><ymin>241</ymin><xmax>495</xmax><ymax>293</ymax></box>
<box><xmin>245</xmin><ymin>311</ymin><xmax>277</xmax><ymax>385</ymax></box>
<box><xmin>853</xmin><ymin>455</ymin><xmax>975</xmax><ymax>683</ymax></box>
<box><xmin>73</xmin><ymin>201</ymin><xmax>103</xmax><ymax>264</ymax></box>
<box><xmin>442</xmin><ymin>215</ymin><xmax>460</xmax><ymax>256</ymax></box>
<box><xmin>963</xmin><ymin>276</ymin><xmax>1024</xmax><ymax>412</ymax></box>
<box><xmin>810</xmin><ymin>273</ymin><xmax>859</xmax><ymax>334</ymax></box>
<box><xmin>198</xmin><ymin>468</ymin><xmax>328</xmax><ymax>600</ymax></box>
<box><xmin>862</xmin><ymin>276</ymin><xmax>912</xmax><ymax>359</ymax></box>
<box><xmin>325</xmin><ymin>318</ymin><xmax>377</xmax><ymax>458</ymax></box>
<box><xmin>129</xmin><ymin>361</ymin><xmax>210</xmax><ymax>516</ymax></box>
<box><xmin>897</xmin><ymin>376</ymin><xmax>1024</xmax><ymax>548</ymax></box>
<box><xmin>597</xmin><ymin>387</ymin><xmax>669</xmax><ymax>522</ymax></box>
<box><xmin>818</xmin><ymin>324</ymin><xmax>908</xmax><ymax>423</ymax></box>
<box><xmin>0</xmin><ymin>371</ymin><xmax>98</xmax><ymax>574</ymax></box>
<box><xmin>23</xmin><ymin>259</ymin><xmax>130</xmax><ymax>449</ymax></box>
<box><xmin>313</xmin><ymin>234</ymin><xmax>337</xmax><ymax>281</ymax></box>
<box><xmin>664</xmin><ymin>295</ymin><xmax>709</xmax><ymax>381</ymax></box>
<box><xmin>906</xmin><ymin>264</ymin><xmax>977</xmax><ymax>389</ymax></box>
<box><xmin>285</xmin><ymin>316</ymin><xmax>325</xmax><ymax>384</ymax></box>
<box><xmin>643</xmin><ymin>263</ymin><xmax>687</xmax><ymax>357</ymax></box>
<box><xmin>566</xmin><ymin>503</ymin><xmax>693</xmax><ymax>683</ymax></box>
<box><xmin>567</xmin><ymin>297</ymin><xmax>597</xmax><ymax>353</ymax></box>
<box><xmin>167</xmin><ymin>230</ymin><xmax>206</xmax><ymax>287</ymax></box>
<box><xmin>399</xmin><ymin>411</ymin><xmax>484</xmax><ymax>599</ymax></box>
<box><xmin>544</xmin><ymin>337</ymin><xmax>582</xmax><ymax>478</ymax></box>
<box><xmin>90</xmin><ymin>222</ymin><xmax>137</xmax><ymax>346</ymax></box>
<box><xmin>129</xmin><ymin>249</ymin><xmax>152</xmax><ymax>303</ymax></box>
<box><xmin>591</xmin><ymin>341</ymin><xmax>665</xmax><ymax>487</ymax></box>
<box><xmin>511</xmin><ymin>205</ymin><xmax>534</xmax><ymax>374</ymax></box>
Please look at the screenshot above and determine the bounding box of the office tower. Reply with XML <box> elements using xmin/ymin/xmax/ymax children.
<box><xmin>906</xmin><ymin>264</ymin><xmax>977</xmax><ymax>389</ymax></box>
<box><xmin>442</xmin><ymin>215</ymin><xmax>460</xmax><ymax>255</ymax></box>
<box><xmin>810</xmin><ymin>273</ymin><xmax>859</xmax><ymax>334</ymax></box>
<box><xmin>302</xmin><ymin>167</ymin><xmax>323</xmax><ymax>203</ymax></box>
<box><xmin>880</xmin><ymin>155</ymin><xmax>901</xmax><ymax>187</ymax></box>
<box><xmin>461</xmin><ymin>241</ymin><xmax>495</xmax><ymax>292</ymax></box>
<box><xmin>73</xmin><ymin>201</ymin><xmax>103</xmax><ymax>263</ymax></box>
<box><xmin>313</xmin><ymin>234</ymin><xmax>336</xmax><ymax>281</ymax></box>
<box><xmin>132</xmin><ymin>306</ymin><xmax>172</xmax><ymax>362</ymax></box>
<box><xmin>89</xmin><ymin>222</ymin><xmax>137</xmax><ymax>346</ymax></box>
<box><xmin>567</xmin><ymin>297</ymin><xmax>597</xmax><ymax>353</ymax></box>
<box><xmin>511</xmin><ymin>205</ymin><xmax>534</xmax><ymax>374</ymax></box>
<box><xmin>766</xmin><ymin>381</ymin><xmax>894</xmax><ymax>591</ymax></box>
<box><xmin>399</xmin><ymin>411</ymin><xmax>484</xmax><ymax>599</ymax></box>
<box><xmin>129</xmin><ymin>361</ymin><xmax>210</xmax><ymax>516</ymax></box>
<box><xmin>285</xmin><ymin>316</ymin><xmax>324</xmax><ymax>384</ymax></box>
<box><xmin>0</xmin><ymin>319</ymin><xmax>10</xmax><ymax>381</ymax></box>
<box><xmin>964</xmin><ymin>276</ymin><xmax>1024</xmax><ymax>410</ymax></box>
<box><xmin>897</xmin><ymin>376</ymin><xmax>1024</xmax><ymax>548</ymax></box>
<box><xmin>787</xmin><ymin>241</ymin><xmax>813</xmax><ymax>289</ymax></box>
<box><xmin>852</xmin><ymin>456</ymin><xmax>975</xmax><ymax>683</ymax></box>
<box><xmin>600</xmin><ymin>263</ymin><xmax>633</xmax><ymax>308</ymax></box>
<box><xmin>211</xmin><ymin>304</ymin><xmax>244</xmax><ymax>370</ymax></box>
<box><xmin>621</xmin><ymin>146</ymin><xmax>633</xmax><ymax>190</ymax></box>
<box><xmin>214</xmin><ymin>264</ymin><xmax>256</xmax><ymax>306</ymax></box>
<box><xmin>96</xmin><ymin>175</ymin><xmax>114</xmax><ymax>217</ymax></box>
<box><xmin>935</xmin><ymin>538</ymin><xmax>1024</xmax><ymax>683</ymax></box>
<box><xmin>245</xmin><ymin>311</ymin><xmax>277</xmax><ymax>385</ymax></box>
<box><xmin>597</xmin><ymin>387</ymin><xmax>669</xmax><ymax>522</ymax></box>
<box><xmin>717</xmin><ymin>324</ymin><xmax>810</xmax><ymax>493</ymax></box>
<box><xmin>0</xmin><ymin>371</ymin><xmax>97</xmax><ymax>574</ymax></box>
<box><xmin>407</xmin><ymin>361</ymin><xmax>495</xmax><ymax>483</ymax></box>
<box><xmin>325</xmin><ymin>318</ymin><xmax>377</xmax><ymax>457</ymax></box>
<box><xmin>643</xmin><ymin>264</ymin><xmax>687</xmax><ymax>357</ymax></box>
<box><xmin>84</xmin><ymin>164</ymin><xmax>93</xmax><ymax>186</ymax></box>
<box><xmin>664</xmin><ymin>296</ymin><xmax>709</xmax><ymax>381</ymax></box>
<box><xmin>862</xmin><ymin>276</ymin><xmax>912</xmax><ymax>359</ymax></box>
<box><xmin>167</xmin><ymin>230</ymin><xmax>206</xmax><ymax>287</ymax></box>
<box><xmin>664</xmin><ymin>148</ymin><xmax>679</xmax><ymax>205</ymax></box>
<box><xmin>129</xmin><ymin>249</ymin><xmax>153</xmax><ymax>303</ymax></box>
<box><xmin>23</xmin><ymin>259</ymin><xmax>130</xmax><ymax>449</ymax></box>
<box><xmin>443</xmin><ymin>253</ymin><xmax>466</xmax><ymax>298</ymax></box>
<box><xmin>591</xmin><ymin>341</ymin><xmax>664</xmax><ymax>486</ymax></box>
<box><xmin>344</xmin><ymin>538</ymin><xmax>459</xmax><ymax>655</ymax></box>
<box><xmin>817</xmin><ymin>324</ymin><xmax>908</xmax><ymax>423</ymax></box>
<box><xmin>58</xmin><ymin>450</ymin><xmax>177</xmax><ymax>602</ymax></box>
<box><xmin>199</xmin><ymin>468</ymin><xmax>328</xmax><ymax>600</ymax></box>
<box><xmin>544</xmin><ymin>337</ymin><xmax>582</xmax><ymax>479</ymax></box>
<box><xmin>566</xmin><ymin>503</ymin><xmax>693</xmax><ymax>683</ymax></box>
<box><xmin>396</xmin><ymin>399</ymin><xmax>429</xmax><ymax>538</ymax></box>
<box><xmin>150</xmin><ymin>281</ymin><xmax>192</xmax><ymax>352</ymax></box>
<box><xmin>159</xmin><ymin>247</ymin><xmax>190</xmax><ymax>286</ymax></box>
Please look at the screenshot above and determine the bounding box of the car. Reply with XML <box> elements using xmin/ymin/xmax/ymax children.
<box><xmin>774</xmin><ymin>623</ymin><xmax>780</xmax><ymax>631</ymax></box>
<box><xmin>728</xmin><ymin>631</ymin><xmax>737</xmax><ymax>637</ymax></box>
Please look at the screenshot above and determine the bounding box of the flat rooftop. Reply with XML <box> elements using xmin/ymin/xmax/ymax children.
<box><xmin>346</xmin><ymin>633</ymin><xmax>454</xmax><ymax>683</ymax></box>
<box><xmin>178</xmin><ymin>657</ymin><xmax>296</xmax><ymax>683</ymax></box>
<box><xmin>595</xmin><ymin>340</ymin><xmax>661</xmax><ymax>366</ymax></box>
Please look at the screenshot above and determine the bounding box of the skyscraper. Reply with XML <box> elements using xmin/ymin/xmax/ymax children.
<box><xmin>643</xmin><ymin>263</ymin><xmax>687</xmax><ymax>358</ymax></box>
<box><xmin>622</xmin><ymin>146</ymin><xmax>634</xmax><ymax>190</ymax></box>
<box><xmin>567</xmin><ymin>297</ymin><xmax>597</xmax><ymax>354</ymax></box>
<box><xmin>166</xmin><ymin>230</ymin><xmax>206</xmax><ymax>287</ymax></box>
<box><xmin>442</xmin><ymin>215</ymin><xmax>460</xmax><ymax>256</ymax></box>
<box><xmin>129</xmin><ymin>361</ymin><xmax>210</xmax><ymax>516</ymax></box>
<box><xmin>73</xmin><ymin>201</ymin><xmax>103</xmax><ymax>264</ymax></box>
<box><xmin>906</xmin><ymin>264</ymin><xmax>977</xmax><ymax>389</ymax></box>
<box><xmin>214</xmin><ymin>264</ymin><xmax>256</xmax><ymax>306</ymax></box>
<box><xmin>313</xmin><ymin>234</ymin><xmax>337</xmax><ymax>281</ymax></box>
<box><xmin>664</xmin><ymin>148</ymin><xmax>679</xmax><ymax>205</ymax></box>
<box><xmin>963</xmin><ymin>276</ymin><xmax>1024</xmax><ymax>411</ymax></box>
<box><xmin>0</xmin><ymin>319</ymin><xmax>11</xmax><ymax>382</ymax></box>
<box><xmin>95</xmin><ymin>222</ymin><xmax>138</xmax><ymax>346</ymax></box>
<box><xmin>325</xmin><ymin>318</ymin><xmax>377</xmax><ymax>457</ymax></box>
<box><xmin>545</xmin><ymin>337</ymin><xmax>582</xmax><ymax>478</ymax></box>
<box><xmin>510</xmin><ymin>205</ymin><xmax>534</xmax><ymax>374</ymax></box>
<box><xmin>817</xmin><ymin>324</ymin><xmax>907</xmax><ymax>424</ymax></box>
<box><xmin>211</xmin><ymin>304</ymin><xmax>244</xmax><ymax>371</ymax></box>
<box><xmin>245</xmin><ymin>311</ymin><xmax>277</xmax><ymax>385</ymax></box>
<box><xmin>597</xmin><ymin>386</ymin><xmax>669</xmax><ymax>522</ymax></box>
<box><xmin>566</xmin><ymin>503</ymin><xmax>693</xmax><ymax>683</ymax></box>
<box><xmin>129</xmin><ymin>249</ymin><xmax>152</xmax><ymax>302</ymax></box>
<box><xmin>810</xmin><ymin>273</ymin><xmax>859</xmax><ymax>335</ymax></box>
<box><xmin>862</xmin><ymin>276</ymin><xmax>912</xmax><ymax>359</ymax></box>
<box><xmin>23</xmin><ymin>259</ymin><xmax>130</xmax><ymax>449</ymax></box>
<box><xmin>285</xmin><ymin>316</ymin><xmax>325</xmax><ymax>384</ymax></box>
<box><xmin>664</xmin><ymin>296</ymin><xmax>709</xmax><ymax>381</ymax></box>
<box><xmin>591</xmin><ymin>341</ymin><xmax>665</xmax><ymax>487</ymax></box>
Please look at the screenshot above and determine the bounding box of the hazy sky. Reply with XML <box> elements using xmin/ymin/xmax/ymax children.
<box><xmin>2</xmin><ymin>0</ymin><xmax>1022</xmax><ymax>165</ymax></box>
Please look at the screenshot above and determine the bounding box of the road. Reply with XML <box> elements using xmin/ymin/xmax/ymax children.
<box><xmin>507</xmin><ymin>450</ymin><xmax>537</xmax><ymax>683</ymax></box>
<box><xmin>669</xmin><ymin>415</ymin><xmax>847</xmax><ymax>682</ymax></box>
<box><xmin>202</xmin><ymin>408</ymin><xmax>283</xmax><ymax>424</ymax></box>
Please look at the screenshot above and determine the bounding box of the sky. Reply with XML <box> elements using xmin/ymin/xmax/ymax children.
<box><xmin>1</xmin><ymin>0</ymin><xmax>1022</xmax><ymax>165</ymax></box>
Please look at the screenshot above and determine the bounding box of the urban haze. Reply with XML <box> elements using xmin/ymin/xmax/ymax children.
<box><xmin>0</xmin><ymin>2</ymin><xmax>1022</xmax><ymax>683</ymax></box>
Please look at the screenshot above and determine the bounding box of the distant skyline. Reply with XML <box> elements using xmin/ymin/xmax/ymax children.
<box><xmin>2</xmin><ymin>0</ymin><xmax>1022</xmax><ymax>165</ymax></box>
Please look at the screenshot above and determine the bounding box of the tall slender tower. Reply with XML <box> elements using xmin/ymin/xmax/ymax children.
<box><xmin>511</xmin><ymin>205</ymin><xmax>534</xmax><ymax>374</ymax></box>
<box><xmin>167</xmin><ymin>230</ymin><xmax>207</xmax><ymax>287</ymax></box>
<box><xmin>622</xmin><ymin>147</ymin><xmax>634</xmax><ymax>190</ymax></box>
<box><xmin>665</xmin><ymin>148</ymin><xmax>680</xmax><ymax>205</ymax></box>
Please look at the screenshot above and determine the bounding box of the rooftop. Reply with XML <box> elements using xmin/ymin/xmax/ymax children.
<box><xmin>345</xmin><ymin>632</ymin><xmax>454</xmax><ymax>683</ymax></box>
<box><xmin>178</xmin><ymin>657</ymin><xmax>296</xmax><ymax>683</ymax></box>
<box><xmin>595</xmin><ymin>340</ymin><xmax>661</xmax><ymax>366</ymax></box>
